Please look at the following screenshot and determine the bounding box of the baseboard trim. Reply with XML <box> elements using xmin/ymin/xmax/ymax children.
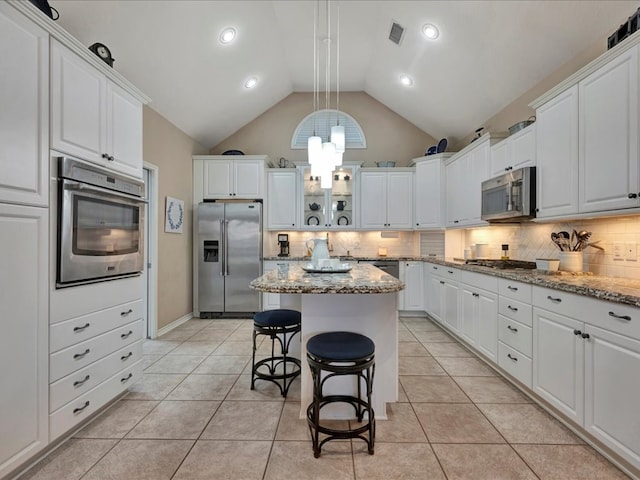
<box><xmin>154</xmin><ymin>313</ymin><xmax>194</xmax><ymax>338</ymax></box>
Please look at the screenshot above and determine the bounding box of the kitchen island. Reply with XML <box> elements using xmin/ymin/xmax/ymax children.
<box><xmin>250</xmin><ymin>263</ymin><xmax>405</xmax><ymax>419</ymax></box>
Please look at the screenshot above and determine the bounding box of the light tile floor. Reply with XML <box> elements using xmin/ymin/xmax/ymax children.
<box><xmin>19</xmin><ymin>317</ymin><xmax>631</xmax><ymax>480</ymax></box>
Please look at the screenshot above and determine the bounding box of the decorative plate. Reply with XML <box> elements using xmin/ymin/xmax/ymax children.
<box><xmin>337</xmin><ymin>215</ymin><xmax>350</xmax><ymax>226</ymax></box>
<box><xmin>437</xmin><ymin>137</ymin><xmax>448</xmax><ymax>153</ymax></box>
<box><xmin>302</xmin><ymin>263</ymin><xmax>352</xmax><ymax>273</ymax></box>
<box><xmin>306</xmin><ymin>214</ymin><xmax>320</xmax><ymax>226</ymax></box>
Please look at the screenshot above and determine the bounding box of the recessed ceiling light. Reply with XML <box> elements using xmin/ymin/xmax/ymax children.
<box><xmin>422</xmin><ymin>23</ymin><xmax>439</xmax><ymax>40</ymax></box>
<box><xmin>400</xmin><ymin>74</ymin><xmax>413</xmax><ymax>87</ymax></box>
<box><xmin>244</xmin><ymin>77</ymin><xmax>258</xmax><ymax>89</ymax></box>
<box><xmin>219</xmin><ymin>27</ymin><xmax>236</xmax><ymax>44</ymax></box>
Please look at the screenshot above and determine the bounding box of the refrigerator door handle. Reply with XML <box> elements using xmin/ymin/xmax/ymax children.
<box><xmin>220</xmin><ymin>219</ymin><xmax>225</xmax><ymax>276</ymax></box>
<box><xmin>224</xmin><ymin>219</ymin><xmax>230</xmax><ymax>276</ymax></box>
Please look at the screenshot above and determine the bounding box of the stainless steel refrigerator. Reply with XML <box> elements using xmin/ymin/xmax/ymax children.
<box><xmin>198</xmin><ymin>201</ymin><xmax>262</xmax><ymax>316</ymax></box>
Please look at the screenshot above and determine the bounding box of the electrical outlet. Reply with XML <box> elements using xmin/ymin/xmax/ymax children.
<box><xmin>625</xmin><ymin>243</ymin><xmax>637</xmax><ymax>261</ymax></box>
<box><xmin>613</xmin><ymin>242</ymin><xmax>624</xmax><ymax>260</ymax></box>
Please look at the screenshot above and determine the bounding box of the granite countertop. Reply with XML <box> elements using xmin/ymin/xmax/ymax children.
<box><xmin>263</xmin><ymin>256</ymin><xmax>425</xmax><ymax>262</ymax></box>
<box><xmin>250</xmin><ymin>263</ymin><xmax>405</xmax><ymax>294</ymax></box>
<box><xmin>424</xmin><ymin>259</ymin><xmax>640</xmax><ymax>308</ymax></box>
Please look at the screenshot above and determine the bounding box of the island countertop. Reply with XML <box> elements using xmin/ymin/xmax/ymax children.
<box><xmin>250</xmin><ymin>263</ymin><xmax>405</xmax><ymax>294</ymax></box>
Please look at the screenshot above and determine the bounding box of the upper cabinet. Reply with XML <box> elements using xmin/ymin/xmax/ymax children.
<box><xmin>267</xmin><ymin>169</ymin><xmax>298</xmax><ymax>230</ymax></box>
<box><xmin>413</xmin><ymin>154</ymin><xmax>451</xmax><ymax>230</ymax></box>
<box><xmin>194</xmin><ymin>156</ymin><xmax>267</xmax><ymax>200</ymax></box>
<box><xmin>533</xmin><ymin>40</ymin><xmax>640</xmax><ymax>219</ymax></box>
<box><xmin>489</xmin><ymin>124</ymin><xmax>536</xmax><ymax>177</ymax></box>
<box><xmin>359</xmin><ymin>169</ymin><xmax>413</xmax><ymax>230</ymax></box>
<box><xmin>299</xmin><ymin>166</ymin><xmax>357</xmax><ymax>229</ymax></box>
<box><xmin>51</xmin><ymin>40</ymin><xmax>143</xmax><ymax>179</ymax></box>
<box><xmin>0</xmin><ymin>4</ymin><xmax>49</xmax><ymax>207</ymax></box>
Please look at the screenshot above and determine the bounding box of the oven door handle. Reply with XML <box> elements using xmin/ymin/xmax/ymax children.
<box><xmin>63</xmin><ymin>181</ymin><xmax>147</xmax><ymax>205</ymax></box>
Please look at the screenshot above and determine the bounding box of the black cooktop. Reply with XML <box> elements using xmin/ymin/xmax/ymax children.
<box><xmin>465</xmin><ymin>259</ymin><xmax>537</xmax><ymax>270</ymax></box>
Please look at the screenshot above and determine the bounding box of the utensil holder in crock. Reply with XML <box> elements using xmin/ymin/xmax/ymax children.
<box><xmin>559</xmin><ymin>251</ymin><xmax>583</xmax><ymax>272</ymax></box>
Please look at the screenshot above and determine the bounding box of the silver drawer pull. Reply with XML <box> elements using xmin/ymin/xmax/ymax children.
<box><xmin>73</xmin><ymin>323</ymin><xmax>90</xmax><ymax>332</ymax></box>
<box><xmin>507</xmin><ymin>325</ymin><xmax>518</xmax><ymax>333</ymax></box>
<box><xmin>507</xmin><ymin>353</ymin><xmax>518</xmax><ymax>362</ymax></box>
<box><xmin>73</xmin><ymin>349</ymin><xmax>90</xmax><ymax>360</ymax></box>
<box><xmin>121</xmin><ymin>330</ymin><xmax>134</xmax><ymax>339</ymax></box>
<box><xmin>121</xmin><ymin>309</ymin><xmax>133</xmax><ymax>317</ymax></box>
<box><xmin>507</xmin><ymin>286</ymin><xmax>518</xmax><ymax>291</ymax></box>
<box><xmin>120</xmin><ymin>373</ymin><xmax>133</xmax><ymax>383</ymax></box>
<box><xmin>73</xmin><ymin>401</ymin><xmax>90</xmax><ymax>414</ymax></box>
<box><xmin>546</xmin><ymin>295</ymin><xmax>562</xmax><ymax>303</ymax></box>
<box><xmin>608</xmin><ymin>311</ymin><xmax>631</xmax><ymax>321</ymax></box>
<box><xmin>121</xmin><ymin>351</ymin><xmax>133</xmax><ymax>361</ymax></box>
<box><xmin>507</xmin><ymin>305</ymin><xmax>518</xmax><ymax>312</ymax></box>
<box><xmin>73</xmin><ymin>375</ymin><xmax>91</xmax><ymax>387</ymax></box>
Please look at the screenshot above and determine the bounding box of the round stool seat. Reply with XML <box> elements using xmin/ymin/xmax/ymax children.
<box><xmin>307</xmin><ymin>331</ymin><xmax>374</xmax><ymax>361</ymax></box>
<box><xmin>253</xmin><ymin>309</ymin><xmax>301</xmax><ymax>328</ymax></box>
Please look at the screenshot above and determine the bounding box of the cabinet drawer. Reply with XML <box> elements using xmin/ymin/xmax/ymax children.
<box><xmin>498</xmin><ymin>341</ymin><xmax>532</xmax><ymax>388</ymax></box>
<box><xmin>498</xmin><ymin>316</ymin><xmax>532</xmax><ymax>357</ymax></box>
<box><xmin>498</xmin><ymin>278</ymin><xmax>532</xmax><ymax>303</ymax></box>
<box><xmin>50</xmin><ymin>319</ymin><xmax>143</xmax><ymax>382</ymax></box>
<box><xmin>49</xmin><ymin>360</ymin><xmax>142</xmax><ymax>441</ymax></box>
<box><xmin>461</xmin><ymin>270</ymin><xmax>498</xmax><ymax>291</ymax></box>
<box><xmin>50</xmin><ymin>340</ymin><xmax>142</xmax><ymax>412</ymax></box>
<box><xmin>50</xmin><ymin>299</ymin><xmax>143</xmax><ymax>353</ymax></box>
<box><xmin>498</xmin><ymin>297</ymin><xmax>533</xmax><ymax>327</ymax></box>
<box><xmin>533</xmin><ymin>286</ymin><xmax>640</xmax><ymax>340</ymax></box>
<box><xmin>433</xmin><ymin>266</ymin><xmax>461</xmax><ymax>282</ymax></box>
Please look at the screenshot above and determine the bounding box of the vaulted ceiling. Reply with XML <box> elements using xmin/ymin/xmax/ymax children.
<box><xmin>52</xmin><ymin>0</ymin><xmax>638</xmax><ymax>148</ymax></box>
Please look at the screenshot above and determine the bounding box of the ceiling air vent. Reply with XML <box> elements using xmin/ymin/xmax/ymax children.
<box><xmin>389</xmin><ymin>21</ymin><xmax>404</xmax><ymax>45</ymax></box>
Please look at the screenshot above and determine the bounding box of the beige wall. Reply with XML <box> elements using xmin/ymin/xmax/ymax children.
<box><xmin>451</xmin><ymin>38</ymin><xmax>608</xmax><ymax>151</ymax></box>
<box><xmin>212</xmin><ymin>92</ymin><xmax>437</xmax><ymax>167</ymax></box>
<box><xmin>143</xmin><ymin>106</ymin><xmax>208</xmax><ymax>330</ymax></box>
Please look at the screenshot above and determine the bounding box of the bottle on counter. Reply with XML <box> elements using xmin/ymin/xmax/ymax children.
<box><xmin>501</xmin><ymin>244</ymin><xmax>509</xmax><ymax>260</ymax></box>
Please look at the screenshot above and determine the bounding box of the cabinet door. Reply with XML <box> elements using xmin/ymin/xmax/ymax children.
<box><xmin>400</xmin><ymin>262</ymin><xmax>424</xmax><ymax>311</ymax></box>
<box><xmin>0</xmin><ymin>5</ymin><xmax>48</xmax><ymax>206</ymax></box>
<box><xmin>262</xmin><ymin>262</ymin><xmax>281</xmax><ymax>310</ymax></box>
<box><xmin>490</xmin><ymin>140</ymin><xmax>510</xmax><ymax>177</ymax></box>
<box><xmin>106</xmin><ymin>81</ymin><xmax>143</xmax><ymax>178</ymax></box>
<box><xmin>465</xmin><ymin>143</ymin><xmax>490</xmax><ymax>225</ymax></box>
<box><xmin>533</xmin><ymin>307</ymin><xmax>584</xmax><ymax>423</ymax></box>
<box><xmin>584</xmin><ymin>325</ymin><xmax>640</xmax><ymax>468</ymax></box>
<box><xmin>445</xmin><ymin>159</ymin><xmax>463</xmax><ymax>226</ymax></box>
<box><xmin>0</xmin><ymin>204</ymin><xmax>48</xmax><ymax>477</ymax></box>
<box><xmin>443</xmin><ymin>281</ymin><xmax>460</xmax><ymax>333</ymax></box>
<box><xmin>460</xmin><ymin>287</ymin><xmax>477</xmax><ymax>345</ymax></box>
<box><xmin>386</xmin><ymin>172</ymin><xmax>413</xmax><ymax>229</ymax></box>
<box><xmin>267</xmin><ymin>170</ymin><xmax>297</xmax><ymax>229</ymax></box>
<box><xmin>510</xmin><ymin>124</ymin><xmax>536</xmax><ymax>170</ymax></box>
<box><xmin>51</xmin><ymin>40</ymin><xmax>106</xmax><ymax>164</ymax></box>
<box><xmin>359</xmin><ymin>172</ymin><xmax>387</xmax><ymax>229</ymax></box>
<box><xmin>579</xmin><ymin>47</ymin><xmax>639</xmax><ymax>212</ymax></box>
<box><xmin>536</xmin><ymin>85</ymin><xmax>579</xmax><ymax>218</ymax></box>
<box><xmin>428</xmin><ymin>276</ymin><xmax>444</xmax><ymax>323</ymax></box>
<box><xmin>414</xmin><ymin>160</ymin><xmax>443</xmax><ymax>229</ymax></box>
<box><xmin>203</xmin><ymin>160</ymin><xmax>233</xmax><ymax>198</ymax></box>
<box><xmin>234</xmin><ymin>160</ymin><xmax>264</xmax><ymax>198</ymax></box>
<box><xmin>476</xmin><ymin>290</ymin><xmax>498</xmax><ymax>362</ymax></box>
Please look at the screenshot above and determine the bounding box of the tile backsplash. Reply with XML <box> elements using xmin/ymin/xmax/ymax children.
<box><xmin>459</xmin><ymin>215</ymin><xmax>640</xmax><ymax>279</ymax></box>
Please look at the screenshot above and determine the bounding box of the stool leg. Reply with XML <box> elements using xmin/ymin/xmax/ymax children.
<box><xmin>367</xmin><ymin>364</ymin><xmax>375</xmax><ymax>454</ymax></box>
<box><xmin>250</xmin><ymin>327</ymin><xmax>257</xmax><ymax>390</ymax></box>
<box><xmin>308</xmin><ymin>363</ymin><xmax>322</xmax><ymax>458</ymax></box>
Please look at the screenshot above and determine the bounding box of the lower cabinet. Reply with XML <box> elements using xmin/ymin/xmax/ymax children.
<box><xmin>399</xmin><ymin>261</ymin><xmax>424</xmax><ymax>311</ymax></box>
<box><xmin>0</xmin><ymin>204</ymin><xmax>48</xmax><ymax>478</ymax></box>
<box><xmin>262</xmin><ymin>260</ymin><xmax>295</xmax><ymax>310</ymax></box>
<box><xmin>460</xmin><ymin>284</ymin><xmax>498</xmax><ymax>362</ymax></box>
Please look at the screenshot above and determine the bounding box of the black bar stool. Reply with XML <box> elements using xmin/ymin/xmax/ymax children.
<box><xmin>251</xmin><ymin>309</ymin><xmax>301</xmax><ymax>397</ymax></box>
<box><xmin>306</xmin><ymin>331</ymin><xmax>375</xmax><ymax>457</ymax></box>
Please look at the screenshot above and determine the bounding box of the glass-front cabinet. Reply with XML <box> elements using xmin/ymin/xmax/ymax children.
<box><xmin>299</xmin><ymin>165</ymin><xmax>357</xmax><ymax>229</ymax></box>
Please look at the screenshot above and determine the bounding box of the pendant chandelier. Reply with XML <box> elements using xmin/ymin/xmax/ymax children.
<box><xmin>308</xmin><ymin>0</ymin><xmax>344</xmax><ymax>189</ymax></box>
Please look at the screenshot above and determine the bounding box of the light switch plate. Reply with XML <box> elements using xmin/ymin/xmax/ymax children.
<box><xmin>624</xmin><ymin>243</ymin><xmax>637</xmax><ymax>261</ymax></box>
<box><xmin>613</xmin><ymin>242</ymin><xmax>624</xmax><ymax>259</ymax></box>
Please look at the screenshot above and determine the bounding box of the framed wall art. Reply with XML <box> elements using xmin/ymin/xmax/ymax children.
<box><xmin>165</xmin><ymin>196</ymin><xmax>184</xmax><ymax>233</ymax></box>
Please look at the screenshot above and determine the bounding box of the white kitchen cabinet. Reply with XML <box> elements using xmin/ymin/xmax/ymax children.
<box><xmin>51</xmin><ymin>40</ymin><xmax>143</xmax><ymax>179</ymax></box>
<box><xmin>194</xmin><ymin>156</ymin><xmax>266</xmax><ymax>200</ymax></box>
<box><xmin>267</xmin><ymin>169</ymin><xmax>298</xmax><ymax>229</ymax></box>
<box><xmin>300</xmin><ymin>166</ymin><xmax>356</xmax><ymax>229</ymax></box>
<box><xmin>535</xmin><ymin>84</ymin><xmax>580</xmax><ymax>218</ymax></box>
<box><xmin>261</xmin><ymin>261</ymin><xmax>297</xmax><ymax>310</ymax></box>
<box><xmin>0</xmin><ymin>204</ymin><xmax>48</xmax><ymax>478</ymax></box>
<box><xmin>359</xmin><ymin>169</ymin><xmax>413</xmax><ymax>230</ymax></box>
<box><xmin>460</xmin><ymin>271</ymin><xmax>498</xmax><ymax>362</ymax></box>
<box><xmin>399</xmin><ymin>261</ymin><xmax>424</xmax><ymax>311</ymax></box>
<box><xmin>413</xmin><ymin>155</ymin><xmax>451</xmax><ymax>229</ymax></box>
<box><xmin>579</xmin><ymin>46</ymin><xmax>639</xmax><ymax>213</ymax></box>
<box><xmin>490</xmin><ymin>123</ymin><xmax>536</xmax><ymax>177</ymax></box>
<box><xmin>443</xmin><ymin>281</ymin><xmax>460</xmax><ymax>334</ymax></box>
<box><xmin>0</xmin><ymin>4</ymin><xmax>48</xmax><ymax>207</ymax></box>
<box><xmin>424</xmin><ymin>263</ymin><xmax>443</xmax><ymax>322</ymax></box>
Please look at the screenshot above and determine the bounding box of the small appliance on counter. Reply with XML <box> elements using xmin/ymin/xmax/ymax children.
<box><xmin>277</xmin><ymin>233</ymin><xmax>290</xmax><ymax>257</ymax></box>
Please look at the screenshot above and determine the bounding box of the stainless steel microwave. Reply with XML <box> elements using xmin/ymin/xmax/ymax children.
<box><xmin>481</xmin><ymin>166</ymin><xmax>536</xmax><ymax>222</ymax></box>
<box><xmin>57</xmin><ymin>157</ymin><xmax>146</xmax><ymax>287</ymax></box>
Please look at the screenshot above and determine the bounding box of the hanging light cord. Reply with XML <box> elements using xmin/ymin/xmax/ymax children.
<box><xmin>325</xmin><ymin>0</ymin><xmax>331</xmax><ymax>136</ymax></box>
<box><xmin>336</xmin><ymin>1</ymin><xmax>340</xmax><ymax>126</ymax></box>
<box><xmin>312</xmin><ymin>0</ymin><xmax>318</xmax><ymax>136</ymax></box>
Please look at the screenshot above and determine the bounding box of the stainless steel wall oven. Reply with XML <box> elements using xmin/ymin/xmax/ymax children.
<box><xmin>56</xmin><ymin>157</ymin><xmax>145</xmax><ymax>287</ymax></box>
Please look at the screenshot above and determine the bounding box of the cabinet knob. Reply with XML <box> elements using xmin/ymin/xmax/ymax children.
<box><xmin>472</xmin><ymin>292</ymin><xmax>479</xmax><ymax>297</ymax></box>
<box><xmin>573</xmin><ymin>329</ymin><xmax>582</xmax><ymax>336</ymax></box>
<box><xmin>535</xmin><ymin>208</ymin><xmax>540</xmax><ymax>212</ymax></box>
<box><xmin>628</xmin><ymin>193</ymin><xmax>638</xmax><ymax>199</ymax></box>
<box><xmin>439</xmin><ymin>280</ymin><xmax>445</xmax><ymax>285</ymax></box>
<box><xmin>581</xmin><ymin>332</ymin><xmax>590</xmax><ymax>339</ymax></box>
<box><xmin>454</xmin><ymin>220</ymin><xmax>459</xmax><ymax>224</ymax></box>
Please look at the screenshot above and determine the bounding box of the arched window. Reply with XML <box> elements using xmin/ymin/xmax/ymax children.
<box><xmin>291</xmin><ymin>109</ymin><xmax>366</xmax><ymax>149</ymax></box>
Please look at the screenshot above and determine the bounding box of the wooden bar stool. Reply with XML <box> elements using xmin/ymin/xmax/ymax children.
<box><xmin>306</xmin><ymin>331</ymin><xmax>375</xmax><ymax>457</ymax></box>
<box><xmin>251</xmin><ymin>309</ymin><xmax>301</xmax><ymax>397</ymax></box>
